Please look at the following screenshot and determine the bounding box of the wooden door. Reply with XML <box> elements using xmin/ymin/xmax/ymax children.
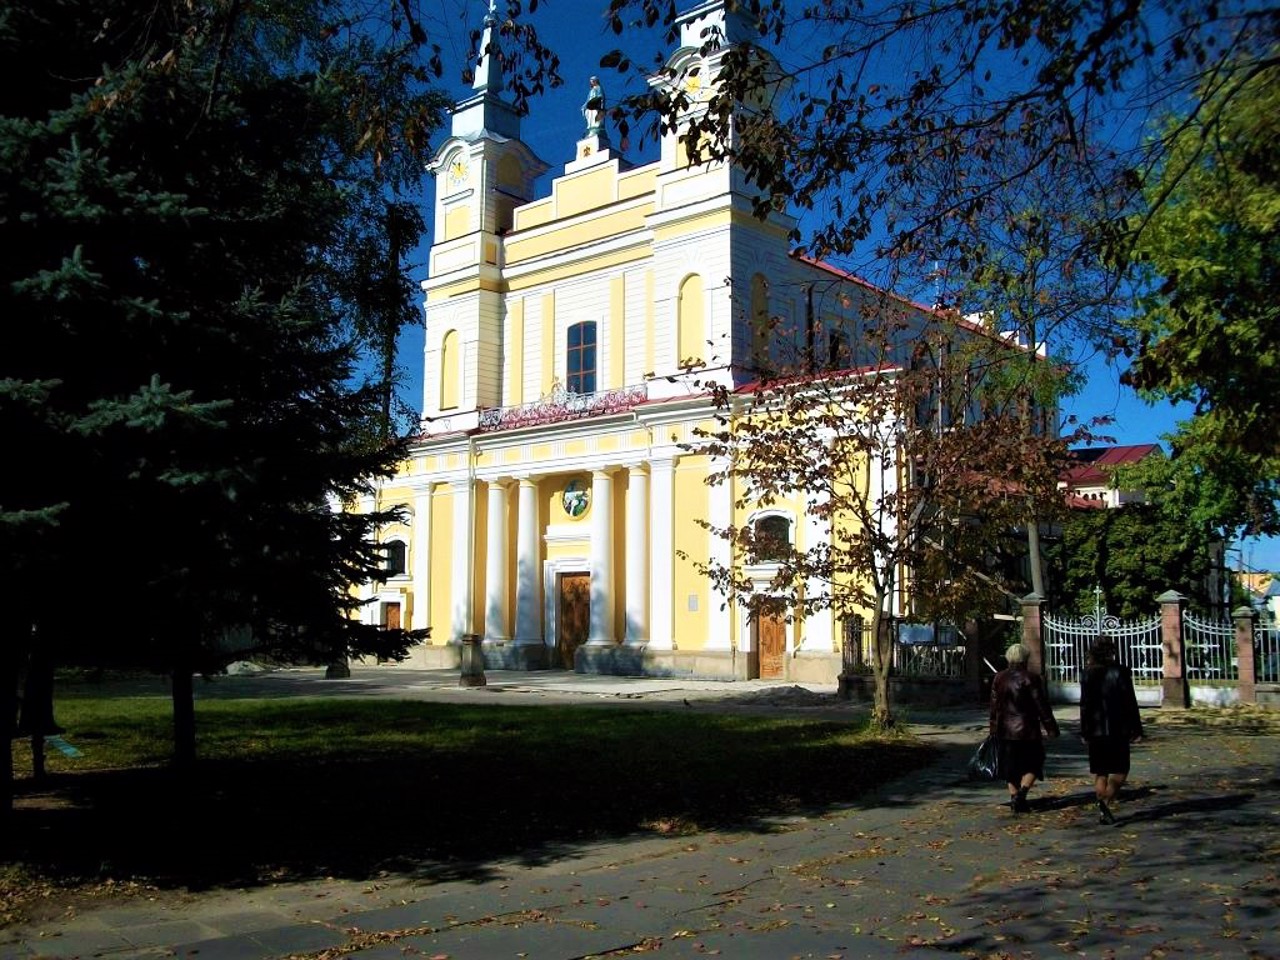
<box><xmin>758</xmin><ymin>603</ymin><xmax>786</xmax><ymax>679</ymax></box>
<box><xmin>384</xmin><ymin>602</ymin><xmax>401</xmax><ymax>631</ymax></box>
<box><xmin>558</xmin><ymin>573</ymin><xmax>591</xmax><ymax>668</ymax></box>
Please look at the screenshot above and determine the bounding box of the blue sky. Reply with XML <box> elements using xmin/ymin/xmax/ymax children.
<box><xmin>395</xmin><ymin>0</ymin><xmax>1279</xmax><ymax>573</ymax></box>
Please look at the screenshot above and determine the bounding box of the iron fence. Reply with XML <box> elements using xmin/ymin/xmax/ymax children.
<box><xmin>1257</xmin><ymin>624</ymin><xmax>1280</xmax><ymax>683</ymax></box>
<box><xmin>840</xmin><ymin>618</ymin><xmax>966</xmax><ymax>679</ymax></box>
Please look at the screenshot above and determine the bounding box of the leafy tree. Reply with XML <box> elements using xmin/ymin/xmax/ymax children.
<box><xmin>1115</xmin><ymin>425</ymin><xmax>1280</xmax><ymax>544</ymax></box>
<box><xmin>686</xmin><ymin>298</ymin><xmax>1068</xmax><ymax>731</ymax></box>
<box><xmin>1125</xmin><ymin>60</ymin><xmax>1280</xmax><ymax>478</ymax></box>
<box><xmin>567</xmin><ymin>1</ymin><xmax>1276</xmax><ymax>287</ymax></box>
<box><xmin>1050</xmin><ymin>422</ymin><xmax>1277</xmax><ymax>619</ymax></box>
<box><xmin>941</xmin><ymin>144</ymin><xmax>1118</xmax><ymax>596</ymax></box>
<box><xmin>1048</xmin><ymin>504</ymin><xmax>1217</xmax><ymax>619</ymax></box>
<box><xmin>0</xmin><ymin>0</ymin><xmax>445</xmax><ymax>817</ymax></box>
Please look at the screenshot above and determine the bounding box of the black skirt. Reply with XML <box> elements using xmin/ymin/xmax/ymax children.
<box><xmin>996</xmin><ymin>738</ymin><xmax>1046</xmax><ymax>784</ymax></box>
<box><xmin>1087</xmin><ymin>736</ymin><xmax>1132</xmax><ymax>776</ymax></box>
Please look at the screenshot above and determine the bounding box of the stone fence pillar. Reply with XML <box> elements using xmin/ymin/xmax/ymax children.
<box><xmin>1020</xmin><ymin>593</ymin><xmax>1044</xmax><ymax>677</ymax></box>
<box><xmin>1157</xmin><ymin>590</ymin><xmax>1189</xmax><ymax>708</ymax></box>
<box><xmin>1234</xmin><ymin>606</ymin><xmax>1258</xmax><ymax>705</ymax></box>
<box><xmin>963</xmin><ymin>620</ymin><xmax>982</xmax><ymax>699</ymax></box>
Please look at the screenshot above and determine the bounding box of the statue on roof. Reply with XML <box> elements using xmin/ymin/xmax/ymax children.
<box><xmin>581</xmin><ymin>76</ymin><xmax>605</xmax><ymax>137</ymax></box>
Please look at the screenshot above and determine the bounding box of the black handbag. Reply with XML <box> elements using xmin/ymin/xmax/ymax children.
<box><xmin>967</xmin><ymin>735</ymin><xmax>1000</xmax><ymax>781</ymax></box>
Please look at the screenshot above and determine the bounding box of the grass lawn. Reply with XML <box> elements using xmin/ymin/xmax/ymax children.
<box><xmin>3</xmin><ymin>680</ymin><xmax>936</xmax><ymax>916</ymax></box>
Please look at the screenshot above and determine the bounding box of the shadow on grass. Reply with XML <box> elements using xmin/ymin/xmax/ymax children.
<box><xmin>7</xmin><ymin>699</ymin><xmax>936</xmax><ymax>891</ymax></box>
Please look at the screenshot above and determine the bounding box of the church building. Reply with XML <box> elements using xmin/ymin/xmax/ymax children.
<box><xmin>358</xmin><ymin>0</ymin><xmax>949</xmax><ymax>682</ymax></box>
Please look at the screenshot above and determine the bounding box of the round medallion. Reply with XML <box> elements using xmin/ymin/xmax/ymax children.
<box><xmin>446</xmin><ymin>156</ymin><xmax>469</xmax><ymax>188</ymax></box>
<box><xmin>562</xmin><ymin>479</ymin><xmax>590</xmax><ymax>518</ymax></box>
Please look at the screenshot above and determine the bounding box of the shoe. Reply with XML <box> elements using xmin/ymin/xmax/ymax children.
<box><xmin>1013</xmin><ymin>788</ymin><xmax>1031</xmax><ymax>813</ymax></box>
<box><xmin>1098</xmin><ymin>799</ymin><xmax>1116</xmax><ymax>824</ymax></box>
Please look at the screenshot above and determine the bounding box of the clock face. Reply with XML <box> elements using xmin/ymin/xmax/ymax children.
<box><xmin>562</xmin><ymin>479</ymin><xmax>590</xmax><ymax>518</ymax></box>
<box><xmin>446</xmin><ymin>156</ymin><xmax>469</xmax><ymax>188</ymax></box>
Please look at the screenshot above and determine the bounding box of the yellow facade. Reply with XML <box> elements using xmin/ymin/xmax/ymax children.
<box><xmin>359</xmin><ymin>0</ymin><xmax>942</xmax><ymax>682</ymax></box>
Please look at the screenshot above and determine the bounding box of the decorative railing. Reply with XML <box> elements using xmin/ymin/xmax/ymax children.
<box><xmin>478</xmin><ymin>383</ymin><xmax>648</xmax><ymax>432</ymax></box>
<box><xmin>895</xmin><ymin>641</ymin><xmax>967</xmax><ymax>678</ymax></box>
<box><xmin>840</xmin><ymin>618</ymin><xmax>965</xmax><ymax>679</ymax></box>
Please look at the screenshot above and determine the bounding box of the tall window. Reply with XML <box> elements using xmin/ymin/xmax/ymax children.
<box><xmin>383</xmin><ymin>540</ymin><xmax>407</xmax><ymax>577</ymax></box>
<box><xmin>753</xmin><ymin>514</ymin><xmax>791</xmax><ymax>562</ymax></box>
<box><xmin>749</xmin><ymin>273</ymin><xmax>770</xmax><ymax>368</ymax></box>
<box><xmin>440</xmin><ymin>329</ymin><xmax>460</xmax><ymax>410</ymax></box>
<box><xmin>828</xmin><ymin>328</ymin><xmax>852</xmax><ymax>369</ymax></box>
<box><xmin>678</xmin><ymin>274</ymin><xmax>705</xmax><ymax>366</ymax></box>
<box><xmin>566</xmin><ymin>321</ymin><xmax>597</xmax><ymax>394</ymax></box>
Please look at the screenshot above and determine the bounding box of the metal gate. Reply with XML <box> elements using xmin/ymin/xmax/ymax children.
<box><xmin>1183</xmin><ymin>610</ymin><xmax>1238</xmax><ymax>681</ymax></box>
<box><xmin>1042</xmin><ymin>611</ymin><xmax>1163</xmax><ymax>685</ymax></box>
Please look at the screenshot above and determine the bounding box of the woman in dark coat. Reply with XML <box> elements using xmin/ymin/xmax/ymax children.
<box><xmin>1079</xmin><ymin>639</ymin><xmax>1144</xmax><ymax>824</ymax></box>
<box><xmin>989</xmin><ymin>642</ymin><xmax>1060</xmax><ymax>812</ymax></box>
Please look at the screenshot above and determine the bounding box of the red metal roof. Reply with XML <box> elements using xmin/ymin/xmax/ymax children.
<box><xmin>1061</xmin><ymin>444</ymin><xmax>1162</xmax><ymax>487</ymax></box>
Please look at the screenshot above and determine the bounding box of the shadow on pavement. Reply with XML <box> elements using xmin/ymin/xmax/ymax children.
<box><xmin>1121</xmin><ymin>791</ymin><xmax>1255</xmax><ymax>823</ymax></box>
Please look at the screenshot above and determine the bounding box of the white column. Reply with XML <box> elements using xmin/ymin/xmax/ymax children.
<box><xmin>411</xmin><ymin>484</ymin><xmax>434</xmax><ymax>632</ymax></box>
<box><xmin>804</xmin><ymin>487</ymin><xmax>834</xmax><ymax>652</ymax></box>
<box><xmin>484</xmin><ymin>478</ymin><xmax>510</xmax><ymax>642</ymax></box>
<box><xmin>451</xmin><ymin>479</ymin><xmax>473</xmax><ymax>641</ymax></box>
<box><xmin>648</xmin><ymin>458</ymin><xmax>675</xmax><ymax>649</ymax></box>
<box><xmin>868</xmin><ymin>432</ymin><xmax>903</xmax><ymax>618</ymax></box>
<box><xmin>705</xmin><ymin>455</ymin><xmax>732</xmax><ymax>650</ymax></box>
<box><xmin>587</xmin><ymin>468</ymin><xmax>616</xmax><ymax>645</ymax></box>
<box><xmin>514</xmin><ymin>477</ymin><xmax>541</xmax><ymax>644</ymax></box>
<box><xmin>625</xmin><ymin>465</ymin><xmax>649</xmax><ymax>645</ymax></box>
<box><xmin>356</xmin><ymin>494</ymin><xmax>378</xmax><ymax>625</ymax></box>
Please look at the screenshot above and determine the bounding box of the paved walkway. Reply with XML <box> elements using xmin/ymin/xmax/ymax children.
<box><xmin>4</xmin><ymin>670</ymin><xmax>1278</xmax><ymax>959</ymax></box>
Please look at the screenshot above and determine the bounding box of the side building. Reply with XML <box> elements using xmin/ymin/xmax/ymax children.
<box><xmin>357</xmin><ymin>0</ymin><xmax>984</xmax><ymax>682</ymax></box>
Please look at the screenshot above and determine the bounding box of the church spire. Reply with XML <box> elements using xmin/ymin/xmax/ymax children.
<box><xmin>448</xmin><ymin>0</ymin><xmax>519</xmax><ymax>140</ymax></box>
<box><xmin>472</xmin><ymin>0</ymin><xmax>503</xmax><ymax>94</ymax></box>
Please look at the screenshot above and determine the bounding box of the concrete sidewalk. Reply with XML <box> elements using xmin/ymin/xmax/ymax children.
<box><xmin>4</xmin><ymin>673</ymin><xmax>1278</xmax><ymax>959</ymax></box>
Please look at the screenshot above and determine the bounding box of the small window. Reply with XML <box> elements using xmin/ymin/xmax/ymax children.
<box><xmin>753</xmin><ymin>515</ymin><xmax>790</xmax><ymax>562</ymax></box>
<box><xmin>383</xmin><ymin>540</ymin><xmax>407</xmax><ymax>577</ymax></box>
<box><xmin>566</xmin><ymin>321</ymin><xmax>597</xmax><ymax>394</ymax></box>
<box><xmin>828</xmin><ymin>328</ymin><xmax>852</xmax><ymax>369</ymax></box>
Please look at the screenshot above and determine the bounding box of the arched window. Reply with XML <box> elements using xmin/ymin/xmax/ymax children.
<box><xmin>753</xmin><ymin>514</ymin><xmax>791</xmax><ymax>562</ymax></box>
<box><xmin>383</xmin><ymin>540</ymin><xmax>407</xmax><ymax>577</ymax></box>
<box><xmin>749</xmin><ymin>273</ymin><xmax>770</xmax><ymax>367</ymax></box>
<box><xmin>440</xmin><ymin>329</ymin><xmax>460</xmax><ymax>409</ymax></box>
<box><xmin>828</xmin><ymin>328</ymin><xmax>852</xmax><ymax>369</ymax></box>
<box><xmin>677</xmin><ymin>274</ymin><xmax>705</xmax><ymax>368</ymax></box>
<box><xmin>566</xmin><ymin>321</ymin><xmax>597</xmax><ymax>394</ymax></box>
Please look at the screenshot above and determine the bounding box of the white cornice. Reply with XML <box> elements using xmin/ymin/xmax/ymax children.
<box><xmin>504</xmin><ymin>230</ymin><xmax>653</xmax><ymax>283</ymax></box>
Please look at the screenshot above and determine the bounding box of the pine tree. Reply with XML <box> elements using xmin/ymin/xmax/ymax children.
<box><xmin>0</xmin><ymin>0</ymin><xmax>445</xmax><ymax>808</ymax></box>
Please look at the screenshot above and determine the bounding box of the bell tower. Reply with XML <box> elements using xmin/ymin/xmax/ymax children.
<box><xmin>421</xmin><ymin>1</ymin><xmax>548</xmax><ymax>430</ymax></box>
<box><xmin>646</xmin><ymin>0</ymin><xmax>795</xmax><ymax>391</ymax></box>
